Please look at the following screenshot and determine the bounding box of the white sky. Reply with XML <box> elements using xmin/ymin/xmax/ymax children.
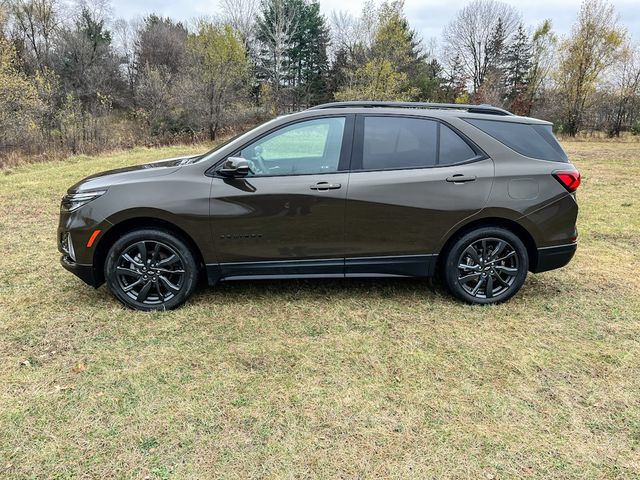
<box><xmin>108</xmin><ymin>0</ymin><xmax>640</xmax><ymax>45</ymax></box>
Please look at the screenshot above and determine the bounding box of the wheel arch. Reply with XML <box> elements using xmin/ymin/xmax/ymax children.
<box><xmin>437</xmin><ymin>217</ymin><xmax>538</xmax><ymax>273</ymax></box>
<box><xmin>92</xmin><ymin>217</ymin><xmax>206</xmax><ymax>286</ymax></box>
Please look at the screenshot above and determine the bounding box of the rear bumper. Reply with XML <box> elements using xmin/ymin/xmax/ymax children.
<box><xmin>60</xmin><ymin>255</ymin><xmax>100</xmax><ymax>287</ymax></box>
<box><xmin>531</xmin><ymin>243</ymin><xmax>577</xmax><ymax>273</ymax></box>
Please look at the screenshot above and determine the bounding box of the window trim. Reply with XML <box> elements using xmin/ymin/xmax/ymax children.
<box><xmin>206</xmin><ymin>114</ymin><xmax>355</xmax><ymax>178</ymax></box>
<box><xmin>350</xmin><ymin>113</ymin><xmax>487</xmax><ymax>173</ymax></box>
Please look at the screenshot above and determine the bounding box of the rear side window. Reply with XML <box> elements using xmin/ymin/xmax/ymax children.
<box><xmin>356</xmin><ymin>116</ymin><xmax>480</xmax><ymax>170</ymax></box>
<box><xmin>465</xmin><ymin>119</ymin><xmax>568</xmax><ymax>162</ymax></box>
<box><xmin>362</xmin><ymin>116</ymin><xmax>438</xmax><ymax>169</ymax></box>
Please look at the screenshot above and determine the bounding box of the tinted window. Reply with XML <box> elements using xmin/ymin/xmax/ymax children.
<box><xmin>239</xmin><ymin>117</ymin><xmax>345</xmax><ymax>176</ymax></box>
<box><xmin>465</xmin><ymin>119</ymin><xmax>568</xmax><ymax>162</ymax></box>
<box><xmin>531</xmin><ymin>125</ymin><xmax>569</xmax><ymax>162</ymax></box>
<box><xmin>361</xmin><ymin>117</ymin><xmax>437</xmax><ymax>170</ymax></box>
<box><xmin>439</xmin><ymin>124</ymin><xmax>477</xmax><ymax>165</ymax></box>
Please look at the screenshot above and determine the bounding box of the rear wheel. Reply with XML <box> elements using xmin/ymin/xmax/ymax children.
<box><xmin>443</xmin><ymin>227</ymin><xmax>528</xmax><ymax>304</ymax></box>
<box><xmin>105</xmin><ymin>229</ymin><xmax>199</xmax><ymax>311</ymax></box>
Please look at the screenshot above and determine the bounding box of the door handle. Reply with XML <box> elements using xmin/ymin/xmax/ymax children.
<box><xmin>446</xmin><ymin>174</ymin><xmax>477</xmax><ymax>183</ymax></box>
<box><xmin>310</xmin><ymin>182</ymin><xmax>341</xmax><ymax>191</ymax></box>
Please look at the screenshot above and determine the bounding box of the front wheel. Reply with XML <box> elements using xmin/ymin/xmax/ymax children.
<box><xmin>105</xmin><ymin>229</ymin><xmax>199</xmax><ymax>311</ymax></box>
<box><xmin>442</xmin><ymin>227</ymin><xmax>529</xmax><ymax>305</ymax></box>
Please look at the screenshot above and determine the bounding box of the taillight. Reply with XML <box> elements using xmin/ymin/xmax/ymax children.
<box><xmin>553</xmin><ymin>170</ymin><xmax>581</xmax><ymax>192</ymax></box>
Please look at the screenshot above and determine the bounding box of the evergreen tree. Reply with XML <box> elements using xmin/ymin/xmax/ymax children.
<box><xmin>504</xmin><ymin>23</ymin><xmax>532</xmax><ymax>113</ymax></box>
<box><xmin>373</xmin><ymin>1</ymin><xmax>425</xmax><ymax>78</ymax></box>
<box><xmin>56</xmin><ymin>8</ymin><xmax>123</xmax><ymax>109</ymax></box>
<box><xmin>443</xmin><ymin>0</ymin><xmax>521</xmax><ymax>94</ymax></box>
<box><xmin>257</xmin><ymin>0</ymin><xmax>295</xmax><ymax>112</ymax></box>
<box><xmin>287</xmin><ymin>0</ymin><xmax>330</xmax><ymax>107</ymax></box>
<box><xmin>256</xmin><ymin>0</ymin><xmax>330</xmax><ymax>111</ymax></box>
<box><xmin>327</xmin><ymin>46</ymin><xmax>349</xmax><ymax>98</ymax></box>
<box><xmin>135</xmin><ymin>15</ymin><xmax>189</xmax><ymax>77</ymax></box>
<box><xmin>485</xmin><ymin>17</ymin><xmax>506</xmax><ymax>80</ymax></box>
<box><xmin>335</xmin><ymin>1</ymin><xmax>430</xmax><ymax>101</ymax></box>
<box><xmin>475</xmin><ymin>17</ymin><xmax>508</xmax><ymax>105</ymax></box>
<box><xmin>417</xmin><ymin>58</ymin><xmax>448</xmax><ymax>102</ymax></box>
<box><xmin>446</xmin><ymin>54</ymin><xmax>468</xmax><ymax>102</ymax></box>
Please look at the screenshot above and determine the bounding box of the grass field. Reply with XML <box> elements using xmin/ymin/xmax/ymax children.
<box><xmin>0</xmin><ymin>141</ymin><xmax>639</xmax><ymax>479</ymax></box>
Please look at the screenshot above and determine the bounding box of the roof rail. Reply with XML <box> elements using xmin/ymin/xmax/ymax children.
<box><xmin>307</xmin><ymin>101</ymin><xmax>512</xmax><ymax>116</ymax></box>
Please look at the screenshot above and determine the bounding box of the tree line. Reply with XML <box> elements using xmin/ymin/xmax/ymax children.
<box><xmin>1</xmin><ymin>0</ymin><xmax>639</xmax><ymax>161</ymax></box>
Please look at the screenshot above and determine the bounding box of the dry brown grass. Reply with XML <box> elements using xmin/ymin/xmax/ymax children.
<box><xmin>0</xmin><ymin>141</ymin><xmax>638</xmax><ymax>478</ymax></box>
<box><xmin>557</xmin><ymin>132</ymin><xmax>640</xmax><ymax>143</ymax></box>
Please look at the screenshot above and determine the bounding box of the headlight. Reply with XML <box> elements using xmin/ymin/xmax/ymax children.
<box><xmin>61</xmin><ymin>190</ymin><xmax>107</xmax><ymax>212</ymax></box>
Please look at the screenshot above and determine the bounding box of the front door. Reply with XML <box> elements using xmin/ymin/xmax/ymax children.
<box><xmin>209</xmin><ymin>115</ymin><xmax>353</xmax><ymax>278</ymax></box>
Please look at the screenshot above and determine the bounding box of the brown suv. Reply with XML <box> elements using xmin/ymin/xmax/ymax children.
<box><xmin>58</xmin><ymin>101</ymin><xmax>580</xmax><ymax>310</ymax></box>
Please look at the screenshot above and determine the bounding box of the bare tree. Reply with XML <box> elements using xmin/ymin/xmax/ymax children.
<box><xmin>554</xmin><ymin>0</ymin><xmax>625</xmax><ymax>135</ymax></box>
<box><xmin>442</xmin><ymin>0</ymin><xmax>520</xmax><ymax>94</ymax></box>
<box><xmin>525</xmin><ymin>19</ymin><xmax>557</xmax><ymax>115</ymax></box>
<box><xmin>113</xmin><ymin>17</ymin><xmax>138</xmax><ymax>101</ymax></box>
<box><xmin>70</xmin><ymin>0</ymin><xmax>110</xmax><ymax>25</ymax></box>
<box><xmin>0</xmin><ymin>32</ymin><xmax>45</xmax><ymax>152</ymax></box>
<box><xmin>330</xmin><ymin>10</ymin><xmax>365</xmax><ymax>56</ymax></box>
<box><xmin>187</xmin><ymin>21</ymin><xmax>249</xmax><ymax>140</ymax></box>
<box><xmin>602</xmin><ymin>43</ymin><xmax>640</xmax><ymax>136</ymax></box>
<box><xmin>219</xmin><ymin>0</ymin><xmax>258</xmax><ymax>48</ymax></box>
<box><xmin>256</xmin><ymin>0</ymin><xmax>300</xmax><ymax>113</ymax></box>
<box><xmin>330</xmin><ymin>2</ymin><xmax>379</xmax><ymax>59</ymax></box>
<box><xmin>8</xmin><ymin>0</ymin><xmax>60</xmax><ymax>73</ymax></box>
<box><xmin>330</xmin><ymin>10</ymin><xmax>357</xmax><ymax>56</ymax></box>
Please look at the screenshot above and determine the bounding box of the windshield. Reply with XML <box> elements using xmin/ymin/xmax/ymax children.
<box><xmin>185</xmin><ymin>116</ymin><xmax>285</xmax><ymax>165</ymax></box>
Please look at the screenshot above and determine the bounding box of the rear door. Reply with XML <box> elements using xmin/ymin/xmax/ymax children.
<box><xmin>344</xmin><ymin>114</ymin><xmax>493</xmax><ymax>275</ymax></box>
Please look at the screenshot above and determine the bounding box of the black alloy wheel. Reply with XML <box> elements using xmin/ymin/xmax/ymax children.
<box><xmin>456</xmin><ymin>237</ymin><xmax>519</xmax><ymax>299</ymax></box>
<box><xmin>115</xmin><ymin>240</ymin><xmax>185</xmax><ymax>305</ymax></box>
<box><xmin>105</xmin><ymin>229</ymin><xmax>199</xmax><ymax>311</ymax></box>
<box><xmin>443</xmin><ymin>227</ymin><xmax>528</xmax><ymax>304</ymax></box>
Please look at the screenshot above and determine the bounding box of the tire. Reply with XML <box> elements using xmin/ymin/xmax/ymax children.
<box><xmin>442</xmin><ymin>227</ymin><xmax>528</xmax><ymax>305</ymax></box>
<box><xmin>105</xmin><ymin>228</ymin><xmax>199</xmax><ymax>311</ymax></box>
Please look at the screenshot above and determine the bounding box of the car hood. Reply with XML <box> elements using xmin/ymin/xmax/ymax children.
<box><xmin>68</xmin><ymin>155</ymin><xmax>199</xmax><ymax>193</ymax></box>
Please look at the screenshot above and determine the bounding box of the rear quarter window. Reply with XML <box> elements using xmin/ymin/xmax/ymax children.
<box><xmin>439</xmin><ymin>124</ymin><xmax>478</xmax><ymax>165</ymax></box>
<box><xmin>465</xmin><ymin>119</ymin><xmax>568</xmax><ymax>163</ymax></box>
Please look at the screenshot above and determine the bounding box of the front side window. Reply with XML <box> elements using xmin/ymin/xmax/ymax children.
<box><xmin>237</xmin><ymin>117</ymin><xmax>346</xmax><ymax>176</ymax></box>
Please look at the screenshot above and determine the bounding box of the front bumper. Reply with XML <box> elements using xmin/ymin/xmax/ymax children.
<box><xmin>531</xmin><ymin>243</ymin><xmax>577</xmax><ymax>273</ymax></box>
<box><xmin>60</xmin><ymin>255</ymin><xmax>100</xmax><ymax>287</ymax></box>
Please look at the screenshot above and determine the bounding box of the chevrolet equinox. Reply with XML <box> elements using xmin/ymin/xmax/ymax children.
<box><xmin>58</xmin><ymin>101</ymin><xmax>580</xmax><ymax>310</ymax></box>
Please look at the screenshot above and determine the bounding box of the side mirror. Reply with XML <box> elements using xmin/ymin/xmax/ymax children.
<box><xmin>219</xmin><ymin>157</ymin><xmax>250</xmax><ymax>177</ymax></box>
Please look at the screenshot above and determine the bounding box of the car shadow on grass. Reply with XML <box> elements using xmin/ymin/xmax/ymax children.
<box><xmin>86</xmin><ymin>271</ymin><xmax>570</xmax><ymax>311</ymax></box>
<box><xmin>203</xmin><ymin>276</ymin><xmax>438</xmax><ymax>297</ymax></box>
<box><xmin>190</xmin><ymin>276</ymin><xmax>452</xmax><ymax>307</ymax></box>
<box><xmin>192</xmin><ymin>273</ymin><xmax>577</xmax><ymax>307</ymax></box>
